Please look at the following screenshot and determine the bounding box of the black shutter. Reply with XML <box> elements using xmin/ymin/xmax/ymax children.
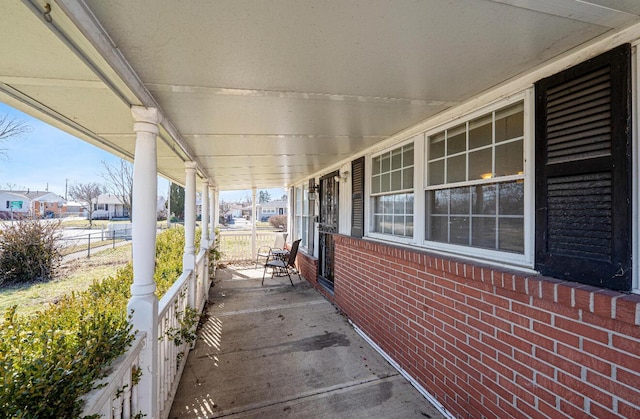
<box><xmin>535</xmin><ymin>44</ymin><xmax>632</xmax><ymax>291</ymax></box>
<box><xmin>308</xmin><ymin>178</ymin><xmax>316</xmax><ymax>255</ymax></box>
<box><xmin>351</xmin><ymin>157</ymin><xmax>365</xmax><ymax>238</ymax></box>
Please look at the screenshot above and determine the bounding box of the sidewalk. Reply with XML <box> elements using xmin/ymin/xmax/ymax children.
<box><xmin>169</xmin><ymin>266</ymin><xmax>445</xmax><ymax>419</ymax></box>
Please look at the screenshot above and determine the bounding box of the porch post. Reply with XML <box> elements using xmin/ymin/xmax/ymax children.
<box><xmin>251</xmin><ymin>187</ymin><xmax>257</xmax><ymax>262</ymax></box>
<box><xmin>183</xmin><ymin>162</ymin><xmax>197</xmax><ymax>306</ymax></box>
<box><xmin>213</xmin><ymin>189</ymin><xmax>220</xmax><ymax>228</ymax></box>
<box><xmin>128</xmin><ymin>105</ymin><xmax>161</xmax><ymax>419</ymax></box>
<box><xmin>201</xmin><ymin>180</ymin><xmax>209</xmax><ymax>250</ymax></box>
<box><xmin>209</xmin><ymin>185</ymin><xmax>216</xmax><ymax>242</ymax></box>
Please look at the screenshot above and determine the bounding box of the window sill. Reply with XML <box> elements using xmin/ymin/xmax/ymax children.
<box><xmin>362</xmin><ymin>235</ymin><xmax>538</xmax><ymax>276</ymax></box>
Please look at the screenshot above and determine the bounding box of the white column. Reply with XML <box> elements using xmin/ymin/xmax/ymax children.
<box><xmin>251</xmin><ymin>187</ymin><xmax>257</xmax><ymax>261</ymax></box>
<box><xmin>209</xmin><ymin>186</ymin><xmax>216</xmax><ymax>243</ymax></box>
<box><xmin>184</xmin><ymin>162</ymin><xmax>197</xmax><ymax>309</ymax></box>
<box><xmin>127</xmin><ymin>105</ymin><xmax>161</xmax><ymax>419</ymax></box>
<box><xmin>214</xmin><ymin>189</ymin><xmax>220</xmax><ymax>228</ymax></box>
<box><xmin>183</xmin><ymin>162</ymin><xmax>197</xmax><ymax>271</ymax></box>
<box><xmin>201</xmin><ymin>180</ymin><xmax>209</xmax><ymax>250</ymax></box>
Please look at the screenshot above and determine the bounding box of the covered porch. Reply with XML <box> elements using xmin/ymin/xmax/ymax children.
<box><xmin>170</xmin><ymin>266</ymin><xmax>444</xmax><ymax>418</ymax></box>
<box><xmin>2</xmin><ymin>1</ymin><xmax>640</xmax><ymax>418</ymax></box>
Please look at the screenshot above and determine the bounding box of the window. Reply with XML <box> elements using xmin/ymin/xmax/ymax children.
<box><xmin>371</xmin><ymin>143</ymin><xmax>414</xmax><ymax>238</ymax></box>
<box><xmin>426</xmin><ymin>102</ymin><xmax>525</xmax><ymax>254</ymax></box>
<box><xmin>294</xmin><ymin>185</ymin><xmax>309</xmax><ymax>248</ymax></box>
<box><xmin>262</xmin><ymin>208</ymin><xmax>276</xmax><ymax>215</ymax></box>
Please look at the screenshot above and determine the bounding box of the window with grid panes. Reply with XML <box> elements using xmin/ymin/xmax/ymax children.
<box><xmin>371</xmin><ymin>143</ymin><xmax>414</xmax><ymax>238</ymax></box>
<box><xmin>294</xmin><ymin>185</ymin><xmax>309</xmax><ymax>248</ymax></box>
<box><xmin>426</xmin><ymin>102</ymin><xmax>524</xmax><ymax>253</ymax></box>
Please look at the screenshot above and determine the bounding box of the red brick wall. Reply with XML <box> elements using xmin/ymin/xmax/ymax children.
<box><xmin>296</xmin><ymin>250</ymin><xmax>318</xmax><ymax>286</ymax></box>
<box><xmin>297</xmin><ymin>250</ymin><xmax>337</xmax><ymax>303</ymax></box>
<box><xmin>331</xmin><ymin>235</ymin><xmax>640</xmax><ymax>418</ymax></box>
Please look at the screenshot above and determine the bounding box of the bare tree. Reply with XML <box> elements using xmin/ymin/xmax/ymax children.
<box><xmin>101</xmin><ymin>159</ymin><xmax>133</xmax><ymax>219</ymax></box>
<box><xmin>68</xmin><ymin>182</ymin><xmax>103</xmax><ymax>226</ymax></box>
<box><xmin>0</xmin><ymin>114</ymin><xmax>30</xmax><ymax>158</ymax></box>
<box><xmin>4</xmin><ymin>183</ymin><xmax>24</xmax><ymax>191</ymax></box>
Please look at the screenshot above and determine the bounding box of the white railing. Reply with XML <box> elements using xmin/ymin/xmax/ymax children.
<box><xmin>195</xmin><ymin>248</ymin><xmax>209</xmax><ymax>312</ymax></box>
<box><xmin>218</xmin><ymin>231</ymin><xmax>277</xmax><ymax>263</ymax></box>
<box><xmin>80</xmin><ymin>332</ymin><xmax>146</xmax><ymax>418</ymax></box>
<box><xmin>82</xmin><ymin>247</ymin><xmax>211</xmax><ymax>419</ymax></box>
<box><xmin>157</xmin><ymin>270</ymin><xmax>192</xmax><ymax>418</ymax></box>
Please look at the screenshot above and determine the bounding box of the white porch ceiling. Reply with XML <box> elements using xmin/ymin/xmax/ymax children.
<box><xmin>1</xmin><ymin>0</ymin><xmax>639</xmax><ymax>190</ymax></box>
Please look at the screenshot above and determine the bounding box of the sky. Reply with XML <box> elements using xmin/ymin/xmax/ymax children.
<box><xmin>0</xmin><ymin>102</ymin><xmax>284</xmax><ymax>202</ymax></box>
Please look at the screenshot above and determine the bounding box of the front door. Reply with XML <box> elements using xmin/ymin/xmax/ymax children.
<box><xmin>318</xmin><ymin>171</ymin><xmax>339</xmax><ymax>288</ymax></box>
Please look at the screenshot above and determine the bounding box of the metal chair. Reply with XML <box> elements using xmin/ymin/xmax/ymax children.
<box><xmin>262</xmin><ymin>239</ymin><xmax>302</xmax><ymax>287</ymax></box>
<box><xmin>255</xmin><ymin>233</ymin><xmax>287</xmax><ymax>268</ymax></box>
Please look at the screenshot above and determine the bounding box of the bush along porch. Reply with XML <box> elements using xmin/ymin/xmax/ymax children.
<box><xmin>0</xmin><ymin>227</ymin><xmax>210</xmax><ymax>418</ymax></box>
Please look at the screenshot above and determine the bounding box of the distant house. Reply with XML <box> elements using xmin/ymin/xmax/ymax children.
<box><xmin>62</xmin><ymin>201</ymin><xmax>84</xmax><ymax>217</ymax></box>
<box><xmin>220</xmin><ymin>204</ymin><xmax>243</xmax><ymax>222</ymax></box>
<box><xmin>241</xmin><ymin>199</ymin><xmax>288</xmax><ymax>222</ymax></box>
<box><xmin>257</xmin><ymin>199</ymin><xmax>287</xmax><ymax>221</ymax></box>
<box><xmin>91</xmin><ymin>193</ymin><xmax>129</xmax><ymax>219</ymax></box>
<box><xmin>0</xmin><ymin>190</ymin><xmax>65</xmax><ymax>219</ymax></box>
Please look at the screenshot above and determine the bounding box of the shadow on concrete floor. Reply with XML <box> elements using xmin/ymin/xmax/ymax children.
<box><xmin>169</xmin><ymin>266</ymin><xmax>445</xmax><ymax>419</ymax></box>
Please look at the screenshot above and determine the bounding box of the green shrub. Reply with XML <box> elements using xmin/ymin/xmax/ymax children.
<box><xmin>0</xmin><ymin>227</ymin><xmax>200</xmax><ymax>417</ymax></box>
<box><xmin>0</xmin><ymin>219</ymin><xmax>62</xmax><ymax>285</ymax></box>
<box><xmin>0</xmin><ymin>299</ymin><xmax>133</xmax><ymax>417</ymax></box>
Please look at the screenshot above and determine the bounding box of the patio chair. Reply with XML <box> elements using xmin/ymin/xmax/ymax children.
<box><xmin>262</xmin><ymin>239</ymin><xmax>302</xmax><ymax>287</ymax></box>
<box><xmin>255</xmin><ymin>233</ymin><xmax>287</xmax><ymax>268</ymax></box>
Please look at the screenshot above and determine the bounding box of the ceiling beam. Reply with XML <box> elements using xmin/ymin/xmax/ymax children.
<box><xmin>146</xmin><ymin>83</ymin><xmax>457</xmax><ymax>107</ymax></box>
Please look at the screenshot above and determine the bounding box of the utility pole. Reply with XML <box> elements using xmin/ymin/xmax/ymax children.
<box><xmin>65</xmin><ymin>178</ymin><xmax>68</xmax><ymax>200</ymax></box>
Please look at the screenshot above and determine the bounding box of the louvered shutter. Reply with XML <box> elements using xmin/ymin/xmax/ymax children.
<box><xmin>534</xmin><ymin>44</ymin><xmax>631</xmax><ymax>291</ymax></box>
<box><xmin>308</xmin><ymin>178</ymin><xmax>316</xmax><ymax>255</ymax></box>
<box><xmin>351</xmin><ymin>157</ymin><xmax>365</xmax><ymax>238</ymax></box>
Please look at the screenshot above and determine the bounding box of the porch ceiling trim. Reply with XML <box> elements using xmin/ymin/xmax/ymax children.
<box><xmin>490</xmin><ymin>0</ymin><xmax>639</xmax><ymax>28</ymax></box>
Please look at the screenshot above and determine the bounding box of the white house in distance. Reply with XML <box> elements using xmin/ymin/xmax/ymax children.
<box><xmin>90</xmin><ymin>193</ymin><xmax>129</xmax><ymax>220</ymax></box>
<box><xmin>257</xmin><ymin>199</ymin><xmax>287</xmax><ymax>221</ymax></box>
<box><xmin>0</xmin><ymin>190</ymin><xmax>65</xmax><ymax>219</ymax></box>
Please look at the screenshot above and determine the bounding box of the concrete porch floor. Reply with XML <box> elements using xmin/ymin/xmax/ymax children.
<box><xmin>169</xmin><ymin>266</ymin><xmax>445</xmax><ymax>419</ymax></box>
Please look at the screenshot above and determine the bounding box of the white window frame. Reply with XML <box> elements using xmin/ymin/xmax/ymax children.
<box><xmin>367</xmin><ymin>138</ymin><xmax>416</xmax><ymax>244</ymax></box>
<box><xmin>422</xmin><ymin>91</ymin><xmax>534</xmax><ymax>267</ymax></box>
<box><xmin>294</xmin><ymin>183</ymin><xmax>310</xmax><ymax>250</ymax></box>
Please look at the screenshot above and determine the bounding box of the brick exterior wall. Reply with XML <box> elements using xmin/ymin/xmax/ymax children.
<box><xmin>320</xmin><ymin>235</ymin><xmax>640</xmax><ymax>418</ymax></box>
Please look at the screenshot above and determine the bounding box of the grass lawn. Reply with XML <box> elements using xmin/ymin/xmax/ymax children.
<box><xmin>60</xmin><ymin>218</ymin><xmax>171</xmax><ymax>229</ymax></box>
<box><xmin>0</xmin><ymin>244</ymin><xmax>132</xmax><ymax>317</ymax></box>
<box><xmin>59</xmin><ymin>219</ymin><xmax>116</xmax><ymax>229</ymax></box>
<box><xmin>59</xmin><ymin>238</ymin><xmax>128</xmax><ymax>256</ymax></box>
